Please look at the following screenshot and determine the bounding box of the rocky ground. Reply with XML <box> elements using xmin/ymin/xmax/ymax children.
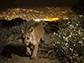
<box><xmin>0</xmin><ymin>33</ymin><xmax>60</xmax><ymax>63</ymax></box>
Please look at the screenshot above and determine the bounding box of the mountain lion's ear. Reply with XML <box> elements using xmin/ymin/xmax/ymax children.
<box><xmin>30</xmin><ymin>29</ymin><xmax>33</xmax><ymax>32</ymax></box>
<box><xmin>21</xmin><ymin>30</ymin><xmax>24</xmax><ymax>34</ymax></box>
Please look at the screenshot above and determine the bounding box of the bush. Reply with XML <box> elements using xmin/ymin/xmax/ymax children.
<box><xmin>51</xmin><ymin>19</ymin><xmax>84</xmax><ymax>63</ymax></box>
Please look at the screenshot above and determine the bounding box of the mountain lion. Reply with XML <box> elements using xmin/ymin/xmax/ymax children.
<box><xmin>22</xmin><ymin>23</ymin><xmax>45</xmax><ymax>59</ymax></box>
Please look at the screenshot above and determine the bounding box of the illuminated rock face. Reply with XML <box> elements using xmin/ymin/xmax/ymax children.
<box><xmin>0</xmin><ymin>7</ymin><xmax>70</xmax><ymax>22</ymax></box>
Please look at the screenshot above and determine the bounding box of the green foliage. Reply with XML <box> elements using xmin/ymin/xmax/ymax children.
<box><xmin>52</xmin><ymin>18</ymin><xmax>84</xmax><ymax>63</ymax></box>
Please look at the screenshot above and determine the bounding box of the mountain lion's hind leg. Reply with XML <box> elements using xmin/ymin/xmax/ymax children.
<box><xmin>42</xmin><ymin>34</ymin><xmax>45</xmax><ymax>42</ymax></box>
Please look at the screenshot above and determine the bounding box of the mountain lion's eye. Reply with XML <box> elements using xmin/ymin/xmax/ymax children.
<box><xmin>27</xmin><ymin>37</ymin><xmax>29</xmax><ymax>40</ymax></box>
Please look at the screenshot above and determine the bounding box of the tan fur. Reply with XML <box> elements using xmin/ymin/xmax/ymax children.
<box><xmin>22</xmin><ymin>23</ymin><xmax>45</xmax><ymax>59</ymax></box>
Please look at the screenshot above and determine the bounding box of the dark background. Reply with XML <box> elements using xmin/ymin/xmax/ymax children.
<box><xmin>0</xmin><ymin>0</ymin><xmax>79</xmax><ymax>9</ymax></box>
<box><xmin>0</xmin><ymin>0</ymin><xmax>84</xmax><ymax>14</ymax></box>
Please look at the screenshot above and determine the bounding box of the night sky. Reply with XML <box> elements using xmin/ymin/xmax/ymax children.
<box><xmin>0</xmin><ymin>0</ymin><xmax>79</xmax><ymax>10</ymax></box>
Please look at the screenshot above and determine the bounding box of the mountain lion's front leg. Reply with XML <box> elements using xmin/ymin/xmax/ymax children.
<box><xmin>31</xmin><ymin>42</ymin><xmax>38</xmax><ymax>59</ymax></box>
<box><xmin>26</xmin><ymin>47</ymin><xmax>31</xmax><ymax>56</ymax></box>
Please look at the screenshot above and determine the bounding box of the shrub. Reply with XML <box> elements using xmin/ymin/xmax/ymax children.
<box><xmin>51</xmin><ymin>18</ymin><xmax>84</xmax><ymax>63</ymax></box>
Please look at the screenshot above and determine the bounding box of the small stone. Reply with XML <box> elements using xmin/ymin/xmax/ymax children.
<box><xmin>18</xmin><ymin>39</ymin><xmax>23</xmax><ymax>43</ymax></box>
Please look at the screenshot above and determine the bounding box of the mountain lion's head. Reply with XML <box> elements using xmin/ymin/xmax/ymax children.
<box><xmin>22</xmin><ymin>29</ymin><xmax>33</xmax><ymax>46</ymax></box>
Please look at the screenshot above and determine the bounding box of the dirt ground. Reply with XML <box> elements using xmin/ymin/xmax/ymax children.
<box><xmin>0</xmin><ymin>34</ymin><xmax>60</xmax><ymax>63</ymax></box>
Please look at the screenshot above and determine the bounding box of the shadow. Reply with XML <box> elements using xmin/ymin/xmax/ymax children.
<box><xmin>43</xmin><ymin>21</ymin><xmax>60</xmax><ymax>33</ymax></box>
<box><xmin>1</xmin><ymin>44</ymin><xmax>30</xmax><ymax>58</ymax></box>
<box><xmin>0</xmin><ymin>18</ymin><xmax>26</xmax><ymax>28</ymax></box>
